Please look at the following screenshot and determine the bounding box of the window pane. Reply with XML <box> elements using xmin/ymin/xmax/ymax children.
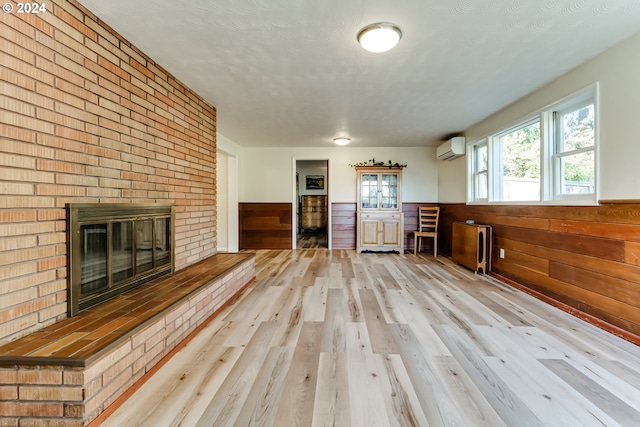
<box><xmin>380</xmin><ymin>173</ymin><xmax>398</xmax><ymax>208</ymax></box>
<box><xmin>361</xmin><ymin>174</ymin><xmax>378</xmax><ymax>209</ymax></box>
<box><xmin>475</xmin><ymin>144</ymin><xmax>487</xmax><ymax>172</ymax></box>
<box><xmin>472</xmin><ymin>144</ymin><xmax>488</xmax><ymax>201</ymax></box>
<box><xmin>500</xmin><ymin>122</ymin><xmax>540</xmax><ymax>201</ymax></box>
<box><xmin>475</xmin><ymin>171</ymin><xmax>487</xmax><ymax>199</ymax></box>
<box><xmin>560</xmin><ymin>151</ymin><xmax>594</xmax><ymax>194</ymax></box>
<box><xmin>561</xmin><ymin>104</ymin><xmax>594</xmax><ymax>152</ymax></box>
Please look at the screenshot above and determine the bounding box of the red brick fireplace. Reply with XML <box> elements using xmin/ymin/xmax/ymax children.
<box><xmin>0</xmin><ymin>1</ymin><xmax>239</xmax><ymax>424</ymax></box>
<box><xmin>0</xmin><ymin>0</ymin><xmax>217</xmax><ymax>346</ymax></box>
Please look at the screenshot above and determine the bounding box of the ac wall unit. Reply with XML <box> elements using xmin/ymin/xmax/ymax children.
<box><xmin>436</xmin><ymin>137</ymin><xmax>466</xmax><ymax>161</ymax></box>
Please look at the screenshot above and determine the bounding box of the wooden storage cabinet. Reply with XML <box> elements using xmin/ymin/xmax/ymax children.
<box><xmin>355</xmin><ymin>166</ymin><xmax>404</xmax><ymax>253</ymax></box>
<box><xmin>452</xmin><ymin>222</ymin><xmax>492</xmax><ymax>273</ymax></box>
<box><xmin>357</xmin><ymin>212</ymin><xmax>403</xmax><ymax>251</ymax></box>
<box><xmin>301</xmin><ymin>195</ymin><xmax>327</xmax><ymax>231</ymax></box>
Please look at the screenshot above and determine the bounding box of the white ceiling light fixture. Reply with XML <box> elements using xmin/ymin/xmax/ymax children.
<box><xmin>333</xmin><ymin>137</ymin><xmax>351</xmax><ymax>146</ymax></box>
<box><xmin>357</xmin><ymin>22</ymin><xmax>402</xmax><ymax>53</ymax></box>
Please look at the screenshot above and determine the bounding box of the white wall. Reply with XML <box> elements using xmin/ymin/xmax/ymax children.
<box><xmin>438</xmin><ymin>31</ymin><xmax>640</xmax><ymax>202</ymax></box>
<box><xmin>298</xmin><ymin>162</ymin><xmax>328</xmax><ymax>197</ymax></box>
<box><xmin>217</xmin><ymin>133</ymin><xmax>240</xmax><ymax>252</ymax></box>
<box><xmin>239</xmin><ymin>146</ymin><xmax>437</xmax><ymax>203</ymax></box>
<box><xmin>437</xmin><ymin>155</ymin><xmax>467</xmax><ymax>203</ymax></box>
<box><xmin>216</xmin><ymin>150</ymin><xmax>229</xmax><ymax>251</ymax></box>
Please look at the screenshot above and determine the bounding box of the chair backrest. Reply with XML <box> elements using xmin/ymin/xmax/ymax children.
<box><xmin>418</xmin><ymin>206</ymin><xmax>439</xmax><ymax>233</ymax></box>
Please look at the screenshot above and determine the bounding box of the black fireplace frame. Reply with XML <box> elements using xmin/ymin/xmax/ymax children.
<box><xmin>66</xmin><ymin>203</ymin><xmax>175</xmax><ymax>316</ymax></box>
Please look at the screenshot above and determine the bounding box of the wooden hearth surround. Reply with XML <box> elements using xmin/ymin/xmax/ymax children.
<box><xmin>0</xmin><ymin>253</ymin><xmax>255</xmax><ymax>426</ymax></box>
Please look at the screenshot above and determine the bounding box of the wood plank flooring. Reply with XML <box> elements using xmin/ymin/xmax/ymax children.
<box><xmin>99</xmin><ymin>250</ymin><xmax>640</xmax><ymax>427</ymax></box>
<box><xmin>297</xmin><ymin>232</ymin><xmax>328</xmax><ymax>248</ymax></box>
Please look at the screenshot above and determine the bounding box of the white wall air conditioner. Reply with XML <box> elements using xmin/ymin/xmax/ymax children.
<box><xmin>436</xmin><ymin>137</ymin><xmax>466</xmax><ymax>161</ymax></box>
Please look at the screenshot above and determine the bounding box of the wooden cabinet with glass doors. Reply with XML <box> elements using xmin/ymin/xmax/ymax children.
<box><xmin>355</xmin><ymin>167</ymin><xmax>404</xmax><ymax>253</ymax></box>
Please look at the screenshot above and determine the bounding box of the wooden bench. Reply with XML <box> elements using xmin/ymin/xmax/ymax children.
<box><xmin>0</xmin><ymin>252</ymin><xmax>255</xmax><ymax>426</ymax></box>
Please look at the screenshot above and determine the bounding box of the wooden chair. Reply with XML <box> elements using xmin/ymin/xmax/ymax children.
<box><xmin>414</xmin><ymin>206</ymin><xmax>440</xmax><ymax>256</ymax></box>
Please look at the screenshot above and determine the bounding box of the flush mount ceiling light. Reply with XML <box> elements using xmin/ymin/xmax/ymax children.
<box><xmin>333</xmin><ymin>137</ymin><xmax>351</xmax><ymax>146</ymax></box>
<box><xmin>357</xmin><ymin>22</ymin><xmax>402</xmax><ymax>53</ymax></box>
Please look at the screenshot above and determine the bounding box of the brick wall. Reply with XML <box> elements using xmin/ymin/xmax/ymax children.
<box><xmin>0</xmin><ymin>0</ymin><xmax>217</xmax><ymax>345</ymax></box>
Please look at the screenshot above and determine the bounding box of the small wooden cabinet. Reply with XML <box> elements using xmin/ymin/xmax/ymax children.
<box><xmin>300</xmin><ymin>195</ymin><xmax>327</xmax><ymax>231</ymax></box>
<box><xmin>355</xmin><ymin>167</ymin><xmax>404</xmax><ymax>253</ymax></box>
<box><xmin>452</xmin><ymin>222</ymin><xmax>492</xmax><ymax>274</ymax></box>
<box><xmin>358</xmin><ymin>212</ymin><xmax>403</xmax><ymax>251</ymax></box>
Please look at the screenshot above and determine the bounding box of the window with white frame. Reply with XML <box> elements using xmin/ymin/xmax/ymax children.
<box><xmin>468</xmin><ymin>86</ymin><xmax>596</xmax><ymax>204</ymax></box>
<box><xmin>470</xmin><ymin>140</ymin><xmax>488</xmax><ymax>201</ymax></box>
<box><xmin>554</xmin><ymin>101</ymin><xmax>595</xmax><ymax>197</ymax></box>
<box><xmin>494</xmin><ymin>119</ymin><xmax>541</xmax><ymax>202</ymax></box>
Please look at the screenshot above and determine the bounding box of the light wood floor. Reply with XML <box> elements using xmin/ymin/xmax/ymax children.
<box><xmin>297</xmin><ymin>231</ymin><xmax>327</xmax><ymax>248</ymax></box>
<box><xmin>100</xmin><ymin>250</ymin><xmax>640</xmax><ymax>427</ymax></box>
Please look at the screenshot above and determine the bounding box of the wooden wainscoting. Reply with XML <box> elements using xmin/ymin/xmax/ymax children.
<box><xmin>239</xmin><ymin>203</ymin><xmax>292</xmax><ymax>249</ymax></box>
<box><xmin>439</xmin><ymin>202</ymin><xmax>640</xmax><ymax>341</ymax></box>
<box><xmin>331</xmin><ymin>202</ymin><xmax>356</xmax><ymax>250</ymax></box>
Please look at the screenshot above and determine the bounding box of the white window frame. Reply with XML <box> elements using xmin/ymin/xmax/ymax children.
<box><xmin>551</xmin><ymin>96</ymin><xmax>597</xmax><ymax>201</ymax></box>
<box><xmin>467</xmin><ymin>84</ymin><xmax>598</xmax><ymax>205</ymax></box>
<box><xmin>468</xmin><ymin>139</ymin><xmax>488</xmax><ymax>203</ymax></box>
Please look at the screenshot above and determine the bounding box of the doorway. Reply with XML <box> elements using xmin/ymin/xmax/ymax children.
<box><xmin>295</xmin><ymin>159</ymin><xmax>329</xmax><ymax>249</ymax></box>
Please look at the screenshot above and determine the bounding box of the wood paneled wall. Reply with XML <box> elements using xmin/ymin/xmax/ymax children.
<box><xmin>439</xmin><ymin>202</ymin><xmax>640</xmax><ymax>341</ymax></box>
<box><xmin>331</xmin><ymin>203</ymin><xmax>356</xmax><ymax>250</ymax></box>
<box><xmin>239</xmin><ymin>203</ymin><xmax>292</xmax><ymax>249</ymax></box>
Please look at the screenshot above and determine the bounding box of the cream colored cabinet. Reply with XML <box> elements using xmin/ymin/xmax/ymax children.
<box><xmin>355</xmin><ymin>167</ymin><xmax>404</xmax><ymax>253</ymax></box>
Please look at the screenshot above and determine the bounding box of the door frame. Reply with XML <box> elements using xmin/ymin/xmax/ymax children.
<box><xmin>216</xmin><ymin>146</ymin><xmax>239</xmax><ymax>252</ymax></box>
<box><xmin>292</xmin><ymin>157</ymin><xmax>331</xmax><ymax>250</ymax></box>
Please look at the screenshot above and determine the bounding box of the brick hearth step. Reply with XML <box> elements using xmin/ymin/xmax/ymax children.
<box><xmin>0</xmin><ymin>252</ymin><xmax>255</xmax><ymax>427</ymax></box>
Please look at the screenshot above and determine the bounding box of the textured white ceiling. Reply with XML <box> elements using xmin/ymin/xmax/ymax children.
<box><xmin>77</xmin><ymin>0</ymin><xmax>640</xmax><ymax>147</ymax></box>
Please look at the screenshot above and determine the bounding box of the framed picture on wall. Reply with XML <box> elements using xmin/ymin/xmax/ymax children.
<box><xmin>306</xmin><ymin>175</ymin><xmax>324</xmax><ymax>190</ymax></box>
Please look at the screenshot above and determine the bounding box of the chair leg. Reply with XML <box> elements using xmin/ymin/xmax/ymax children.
<box><xmin>414</xmin><ymin>236</ymin><xmax>418</xmax><ymax>255</ymax></box>
<box><xmin>433</xmin><ymin>236</ymin><xmax>437</xmax><ymax>257</ymax></box>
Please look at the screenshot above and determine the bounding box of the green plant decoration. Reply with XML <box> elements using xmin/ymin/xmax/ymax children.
<box><xmin>348</xmin><ymin>158</ymin><xmax>407</xmax><ymax>168</ymax></box>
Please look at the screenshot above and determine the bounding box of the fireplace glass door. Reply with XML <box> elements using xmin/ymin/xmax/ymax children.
<box><xmin>136</xmin><ymin>219</ymin><xmax>155</xmax><ymax>274</ymax></box>
<box><xmin>112</xmin><ymin>220</ymin><xmax>134</xmax><ymax>283</ymax></box>
<box><xmin>68</xmin><ymin>204</ymin><xmax>174</xmax><ymax>316</ymax></box>
<box><xmin>80</xmin><ymin>223</ymin><xmax>108</xmax><ymax>294</ymax></box>
<box><xmin>156</xmin><ymin>217</ymin><xmax>171</xmax><ymax>267</ymax></box>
